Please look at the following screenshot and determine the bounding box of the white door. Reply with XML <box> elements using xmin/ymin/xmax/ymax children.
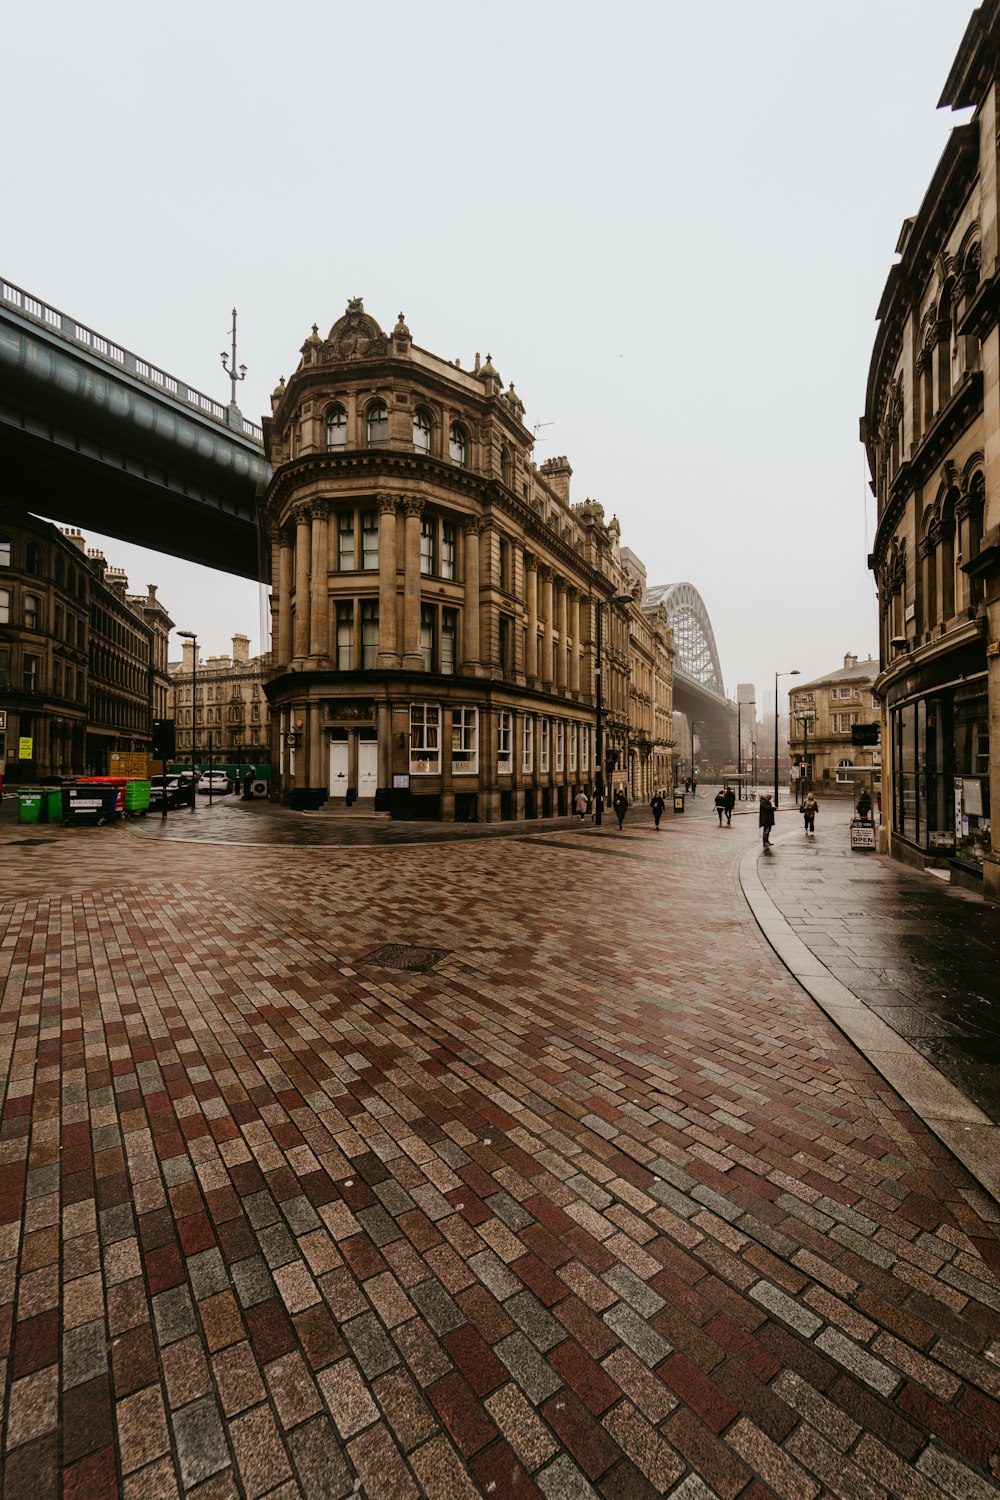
<box><xmin>329</xmin><ymin>740</ymin><xmax>348</xmax><ymax>797</ymax></box>
<box><xmin>358</xmin><ymin>740</ymin><xmax>378</xmax><ymax>798</ymax></box>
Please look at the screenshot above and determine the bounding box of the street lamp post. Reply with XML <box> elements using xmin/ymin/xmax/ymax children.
<box><xmin>774</xmin><ymin>669</ymin><xmax>800</xmax><ymax>809</ymax></box>
<box><xmin>178</xmin><ymin>630</ymin><xmax>198</xmax><ymax>812</ymax></box>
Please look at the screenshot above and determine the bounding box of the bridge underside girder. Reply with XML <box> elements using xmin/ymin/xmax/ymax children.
<box><xmin>0</xmin><ymin>414</ymin><xmax>262</xmax><ymax>579</ymax></box>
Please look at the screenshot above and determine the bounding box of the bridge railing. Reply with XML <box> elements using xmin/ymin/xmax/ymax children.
<box><xmin>0</xmin><ymin>277</ymin><xmax>264</xmax><ymax>446</ymax></box>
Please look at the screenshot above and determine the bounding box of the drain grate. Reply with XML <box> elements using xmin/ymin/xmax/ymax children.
<box><xmin>359</xmin><ymin>943</ymin><xmax>449</xmax><ymax>972</ymax></box>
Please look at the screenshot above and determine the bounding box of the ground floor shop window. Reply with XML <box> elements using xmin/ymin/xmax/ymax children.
<box><xmin>890</xmin><ymin>680</ymin><xmax>990</xmax><ymax>864</ymax></box>
<box><xmin>497</xmin><ymin>710</ymin><xmax>512</xmax><ymax>774</ymax></box>
<box><xmin>409</xmin><ymin>704</ymin><xmax>440</xmax><ymax>773</ymax></box>
<box><xmin>452</xmin><ymin>707</ymin><xmax>478</xmax><ymax>774</ymax></box>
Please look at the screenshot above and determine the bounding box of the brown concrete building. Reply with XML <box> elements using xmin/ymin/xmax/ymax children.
<box><xmin>789</xmin><ymin>654</ymin><xmax>880</xmax><ymax>801</ymax></box>
<box><xmin>260</xmin><ymin>300</ymin><xmax>673</xmax><ymax>818</ymax></box>
<box><xmin>864</xmin><ymin>3</ymin><xmax>1000</xmax><ymax>892</ymax></box>
<box><xmin>0</xmin><ymin>511</ymin><xmax>169</xmax><ymax>781</ymax></box>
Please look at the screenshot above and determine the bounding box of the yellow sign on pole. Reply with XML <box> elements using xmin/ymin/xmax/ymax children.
<box><xmin>18</xmin><ymin>737</ymin><xmax>33</xmax><ymax>759</ymax></box>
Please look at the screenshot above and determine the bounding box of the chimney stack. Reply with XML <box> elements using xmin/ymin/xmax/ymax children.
<box><xmin>232</xmin><ymin>633</ymin><xmax>250</xmax><ymax>664</ymax></box>
<box><xmin>539</xmin><ymin>455</ymin><xmax>573</xmax><ymax>504</ymax></box>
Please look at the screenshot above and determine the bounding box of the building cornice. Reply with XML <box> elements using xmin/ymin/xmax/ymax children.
<box><xmin>870</xmin><ymin>370</ymin><xmax>983</xmax><ymax>573</ymax></box>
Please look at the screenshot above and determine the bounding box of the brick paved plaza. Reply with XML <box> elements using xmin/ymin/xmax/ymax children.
<box><xmin>1</xmin><ymin>802</ymin><xmax>999</xmax><ymax>1498</ymax></box>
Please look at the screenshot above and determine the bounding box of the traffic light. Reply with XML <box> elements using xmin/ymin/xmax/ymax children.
<box><xmin>800</xmin><ymin>761</ymin><xmax>806</xmax><ymax>775</ymax></box>
<box><xmin>152</xmin><ymin>719</ymin><xmax>176</xmax><ymax>759</ymax></box>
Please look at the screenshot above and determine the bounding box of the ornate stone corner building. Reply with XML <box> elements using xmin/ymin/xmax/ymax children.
<box><xmin>260</xmin><ymin>301</ymin><xmax>674</xmax><ymax>819</ymax></box>
<box><xmin>864</xmin><ymin>3</ymin><xmax>1000</xmax><ymax>895</ymax></box>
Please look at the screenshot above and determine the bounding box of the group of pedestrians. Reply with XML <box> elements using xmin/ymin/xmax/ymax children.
<box><xmin>713</xmin><ymin>786</ymin><xmax>736</xmax><ymax>825</ymax></box>
<box><xmin>573</xmin><ymin>787</ymin><xmax>670</xmax><ymax>830</ymax></box>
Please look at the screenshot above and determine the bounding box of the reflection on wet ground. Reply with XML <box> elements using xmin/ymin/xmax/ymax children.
<box><xmin>759</xmin><ymin>812</ymin><xmax>1000</xmax><ymax>1124</ymax></box>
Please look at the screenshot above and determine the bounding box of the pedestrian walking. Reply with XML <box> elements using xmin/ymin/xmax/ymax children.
<box><xmin>759</xmin><ymin>792</ymin><xmax>775</xmax><ymax>847</ymax></box>
<box><xmin>723</xmin><ymin>785</ymin><xmax>736</xmax><ymax>825</ymax></box>
<box><xmin>714</xmin><ymin>788</ymin><xmax>726</xmax><ymax>825</ymax></box>
<box><xmin>650</xmin><ymin>790</ymin><xmax>665</xmax><ymax>829</ymax></box>
<box><xmin>575</xmin><ymin>789</ymin><xmax>589</xmax><ymax>821</ymax></box>
<box><xmin>684</xmin><ymin>777</ymin><xmax>690</xmax><ymax>793</ymax></box>
<box><xmin>613</xmin><ymin>788</ymin><xmax>628</xmax><ymax>829</ymax></box>
<box><xmin>856</xmin><ymin>788</ymin><xmax>872</xmax><ymax>819</ymax></box>
<box><xmin>801</xmin><ymin>791</ymin><xmax>818</xmax><ymax>836</ymax></box>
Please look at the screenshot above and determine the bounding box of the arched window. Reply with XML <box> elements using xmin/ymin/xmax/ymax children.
<box><xmin>500</xmin><ymin>446</ymin><xmax>512</xmax><ymax>487</ymax></box>
<box><xmin>25</xmin><ymin>541</ymin><xmax>40</xmax><ymax>574</ymax></box>
<box><xmin>836</xmin><ymin>759</ymin><xmax>855</xmax><ymax>783</ymax></box>
<box><xmin>326</xmin><ymin>404</ymin><xmax>348</xmax><ymax>450</ymax></box>
<box><xmin>413</xmin><ymin>407</ymin><xmax>433</xmax><ymax>454</ymax></box>
<box><xmin>24</xmin><ymin>593</ymin><xmax>40</xmax><ymax>630</ymax></box>
<box><xmin>0</xmin><ymin>535</ymin><xmax>9</xmax><ymax>568</ymax></box>
<box><xmin>366</xmin><ymin>400</ymin><xmax>389</xmax><ymax>448</ymax></box>
<box><xmin>449</xmin><ymin>423</ymin><xmax>468</xmax><ymax>467</ymax></box>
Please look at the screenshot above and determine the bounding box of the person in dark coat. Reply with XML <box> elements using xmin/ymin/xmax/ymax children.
<box><xmin>650</xmin><ymin>790</ymin><xmax>665</xmax><ymax>829</ymax></box>
<box><xmin>612</xmin><ymin>788</ymin><xmax>628</xmax><ymax>829</ymax></box>
<box><xmin>759</xmin><ymin>792</ymin><xmax>775</xmax><ymax>846</ymax></box>
<box><xmin>714</xmin><ymin>788</ymin><xmax>726</xmax><ymax>825</ymax></box>
<box><xmin>723</xmin><ymin>785</ymin><xmax>736</xmax><ymax>825</ymax></box>
<box><xmin>802</xmin><ymin>791</ymin><xmax>818</xmax><ymax>836</ymax></box>
<box><xmin>856</xmin><ymin>789</ymin><xmax>872</xmax><ymax>819</ymax></box>
<box><xmin>243</xmin><ymin>767</ymin><xmax>255</xmax><ymax>800</ymax></box>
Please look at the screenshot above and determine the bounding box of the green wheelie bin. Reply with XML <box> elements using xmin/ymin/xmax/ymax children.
<box><xmin>17</xmin><ymin>790</ymin><xmax>43</xmax><ymax>824</ymax></box>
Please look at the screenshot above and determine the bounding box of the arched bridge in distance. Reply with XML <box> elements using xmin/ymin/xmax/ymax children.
<box><xmin>646</xmin><ymin>582</ymin><xmax>736</xmax><ymax>769</ymax></box>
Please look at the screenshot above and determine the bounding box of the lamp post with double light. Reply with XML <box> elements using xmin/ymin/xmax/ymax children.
<box><xmin>774</xmin><ymin>669</ymin><xmax>799</xmax><ymax>808</ymax></box>
<box><xmin>177</xmin><ymin>630</ymin><xmax>198</xmax><ymax>812</ymax></box>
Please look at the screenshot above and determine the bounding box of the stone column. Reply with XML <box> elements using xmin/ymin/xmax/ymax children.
<box><xmin>541</xmin><ymin>567</ymin><xmax>554</xmax><ymax>691</ymax></box>
<box><xmin>309</xmin><ymin>505</ymin><xmax>329</xmax><ymax>660</ymax></box>
<box><xmin>571</xmin><ymin>590</ymin><xmax>582</xmax><ymax>695</ymax></box>
<box><xmin>525</xmin><ymin>554</ymin><xmax>538</xmax><ymax>682</ymax></box>
<box><xmin>293</xmin><ymin>507</ymin><xmax>311</xmax><ymax>662</ymax></box>
<box><xmin>557</xmin><ymin>580</ymin><xmax>568</xmax><ymax>691</ymax></box>
<box><xmin>308</xmin><ymin>702</ymin><xmax>323</xmax><ymax>789</ymax></box>
<box><xmin>277</xmin><ymin>526</ymin><xmax>294</xmax><ymax>666</ymax></box>
<box><xmin>463</xmin><ymin>517</ymin><xmax>481</xmax><ymax>672</ymax></box>
<box><xmin>376</xmin><ymin>496</ymin><xmax>400</xmax><ymax>668</ymax></box>
<box><xmin>402</xmin><ymin>498</ymin><xmax>425</xmax><ymax>670</ymax></box>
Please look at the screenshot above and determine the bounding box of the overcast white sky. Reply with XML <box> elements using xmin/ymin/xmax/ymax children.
<box><xmin>3</xmin><ymin>0</ymin><xmax>977</xmax><ymax>712</ymax></box>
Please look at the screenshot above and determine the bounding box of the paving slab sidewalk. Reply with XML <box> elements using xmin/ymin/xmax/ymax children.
<box><xmin>744</xmin><ymin>803</ymin><xmax>1000</xmax><ymax>1203</ymax></box>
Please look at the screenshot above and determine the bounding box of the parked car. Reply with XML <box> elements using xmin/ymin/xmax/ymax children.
<box><xmin>197</xmin><ymin>771</ymin><xmax>233</xmax><ymax>796</ymax></box>
<box><xmin>149</xmin><ymin>776</ymin><xmax>196</xmax><ymax>809</ymax></box>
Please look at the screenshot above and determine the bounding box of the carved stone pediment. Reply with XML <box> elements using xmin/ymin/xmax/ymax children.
<box><xmin>322</xmin><ymin>299</ymin><xmax>389</xmax><ymax>362</ymax></box>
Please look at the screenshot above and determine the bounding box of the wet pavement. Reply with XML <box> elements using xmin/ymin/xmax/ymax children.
<box><xmin>2</xmin><ymin>789</ymin><xmax>1000</xmax><ymax>1498</ymax></box>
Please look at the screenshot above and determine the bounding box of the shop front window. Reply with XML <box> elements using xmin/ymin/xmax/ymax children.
<box><xmin>954</xmin><ymin>684</ymin><xmax>990</xmax><ymax>865</ymax></box>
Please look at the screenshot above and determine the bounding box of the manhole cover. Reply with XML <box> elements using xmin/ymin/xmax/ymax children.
<box><xmin>359</xmin><ymin>943</ymin><xmax>448</xmax><ymax>972</ymax></box>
